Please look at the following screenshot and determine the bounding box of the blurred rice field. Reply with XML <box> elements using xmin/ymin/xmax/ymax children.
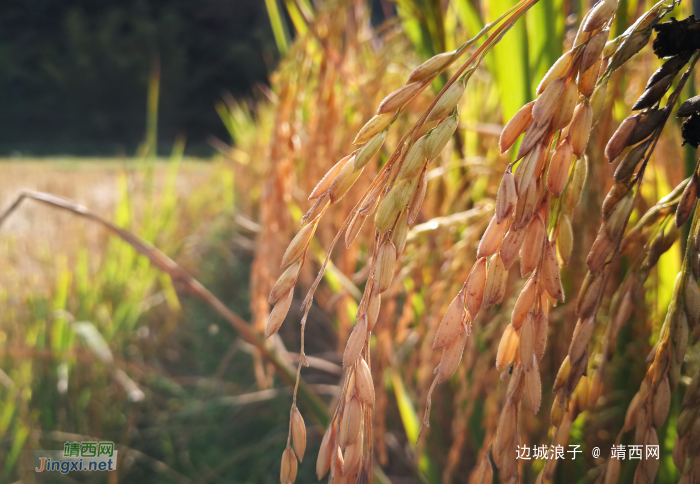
<box><xmin>0</xmin><ymin>159</ymin><xmax>219</xmax><ymax>302</ymax></box>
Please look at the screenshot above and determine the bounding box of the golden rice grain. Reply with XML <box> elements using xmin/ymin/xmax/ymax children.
<box><xmin>377</xmin><ymin>82</ymin><xmax>423</xmax><ymax>115</ymax></box>
<box><xmin>566</xmin><ymin>156</ymin><xmax>588</xmax><ymax>212</ymax></box>
<box><xmin>266</xmin><ymin>289</ymin><xmax>294</xmax><ymax>338</ymax></box>
<box><xmin>512</xmin><ymin>277</ymin><xmax>537</xmax><ymax>329</ymax></box>
<box><xmin>280</xmin><ymin>446</ymin><xmax>298</xmax><ymax>484</ymax></box>
<box><xmin>407</xmin><ymin>170</ymin><xmax>428</xmax><ymax>224</ymax></box>
<box><xmin>310</xmin><ymin>154</ymin><xmax>353</xmax><ymax>199</ymax></box>
<box><xmin>291</xmin><ymin>407</ymin><xmax>307</xmax><ymax>462</ymax></box>
<box><xmin>633</xmin><ymin>75</ymin><xmax>673</xmax><ymax>111</ymax></box>
<box><xmin>433</xmin><ymin>291</ymin><xmax>467</xmax><ymax>349</ymax></box>
<box><xmin>473</xmin><ymin>458</ymin><xmax>494</xmax><ymax>484</ymax></box>
<box><xmin>339</xmin><ymin>394</ymin><xmax>362</xmax><ymax>448</ymax></box>
<box><xmin>676</xmin><ymin>175</ymin><xmax>698</xmax><ymax>228</ymax></box>
<box><xmin>399</xmin><ymin>136</ymin><xmax>428</xmax><ymax>180</ymax></box>
<box><xmin>496</xmin><ymin>170</ymin><xmax>517</xmax><ymax>222</ymax></box>
<box><xmin>568</xmin><ymin>317</ymin><xmax>595</xmax><ymax>363</ymax></box>
<box><xmin>533</xmin><ymin>310</ymin><xmax>548</xmax><ymax>360</ymax></box>
<box><xmin>392</xmin><ymin>211</ymin><xmax>409</xmax><ymax>254</ymax></box>
<box><xmin>612</xmin><ymin>30</ymin><xmax>651</xmax><ymax>68</ymax></box>
<box><xmin>675</xmin><ymin>311</ymin><xmax>689</xmax><ymax>364</ymax></box>
<box><xmin>496</xmin><ymin>324</ymin><xmax>519</xmax><ymax>369</ymax></box>
<box><xmin>578</xmin><ymin>55</ymin><xmax>601</xmax><ymax>97</ymax></box>
<box><xmin>484</xmin><ymin>254</ymin><xmax>508</xmax><ymax>308</ymax></box>
<box><xmin>500</xmin><ymin>101</ymin><xmax>534</xmax><ymax>154</ymax></box>
<box><xmin>547</xmin><ymin>137</ymin><xmax>573</xmax><ymax>196</ymax></box>
<box><xmin>550</xmin><ymin>392</ymin><xmax>565</xmax><ymax>426</ymax></box>
<box><xmin>514</xmin><ymin>144</ymin><xmax>540</xmax><ymax>195</ymax></box>
<box><xmin>573</xmin><ymin>375</ymin><xmax>589</xmax><ymax>412</ymax></box>
<box><xmin>374</xmin><ymin>242</ymin><xmax>397</xmax><ymax>294</ymax></box>
<box><xmin>426</xmin><ymin>79</ymin><xmax>465</xmax><ymax>122</ymax></box>
<box><xmin>316</xmin><ymin>426</ymin><xmax>334</xmax><ymax>479</ymax></box>
<box><xmin>393</xmin><ymin>177</ymin><xmax>420</xmax><ymax>210</ymax></box>
<box><xmin>553</xmin><ymin>356</ymin><xmax>571</xmax><ymax>392</ymax></box>
<box><xmin>602</xmin><ymin>182</ymin><xmax>630</xmax><ymax>216</ymax></box>
<box><xmin>329</xmin><ymin>157</ymin><xmax>364</xmax><ymax>202</ymax></box>
<box><xmin>587</xmin><ymin>226</ymin><xmax>615</xmax><ymax>272</ymax></box>
<box><xmin>281</xmin><ymin>219</ymin><xmax>319</xmax><ymax>267</ymax></box>
<box><xmin>569</xmin><ymin>100</ymin><xmax>593</xmax><ymax>156</ymax></box>
<box><xmin>684</xmin><ymin>273</ymin><xmax>700</xmax><ymax>326</ymax></box>
<box><xmin>541</xmin><ymin>240</ymin><xmax>565</xmax><ymax>302</ymax></box>
<box><xmin>519</xmin><ymin>313</ymin><xmax>535</xmax><ymax>369</ymax></box>
<box><xmin>517</xmin><ymin>119</ymin><xmax>549</xmax><ymax>159</ymax></box>
<box><xmin>343</xmin><ymin>315</ymin><xmax>368</xmax><ymax>368</ymax></box>
<box><xmin>557</xmin><ymin>215</ymin><xmax>574</xmax><ymax>266</ymax></box>
<box><xmin>525</xmin><ymin>364</ymin><xmax>542</xmax><ymax>412</ymax></box>
<box><xmin>588</xmin><ymin>369</ymin><xmax>603</xmax><ymax>407</ymax></box>
<box><xmin>345</xmin><ymin>211</ymin><xmax>366</xmax><ymax>248</ymax></box>
<box><xmin>550</xmin><ymin>81</ymin><xmax>578</xmax><ymax>132</ymax></box>
<box><xmin>513</xmin><ymin>177</ymin><xmax>539</xmax><ymax>230</ymax></box>
<box><xmin>532</xmin><ymin>78</ymin><xmax>566</xmax><ymax>125</ymax></box>
<box><xmin>407</xmin><ymin>51</ymin><xmax>455</xmax><ymax>83</ymax></box>
<box><xmin>614</xmin><ymin>139</ymin><xmax>650</xmax><ymax>182</ymax></box>
<box><xmin>500</xmin><ymin>225</ymin><xmax>527</xmax><ymax>270</ymax></box>
<box><xmin>354</xmin><ymin>131</ymin><xmax>386</xmax><ymax>171</ymax></box>
<box><xmin>519</xmin><ymin>215</ymin><xmax>545</xmax><ymax>277</ymax></box>
<box><xmin>496</xmin><ymin>401</ymin><xmax>517</xmax><ymax>453</ymax></box>
<box><xmin>269</xmin><ymin>261</ymin><xmax>302</xmax><ymax>304</ymax></box>
<box><xmin>590</xmin><ymin>80</ymin><xmax>608</xmax><ymax>123</ymax></box>
<box><xmin>605</xmin><ymin>192</ymin><xmax>635</xmax><ymax>240</ymax></box>
<box><xmin>353</xmin><ymin>113</ymin><xmax>394</xmax><ymax>144</ymax></box>
<box><xmin>436</xmin><ymin>321</ymin><xmax>468</xmax><ymax>382</ymax></box>
<box><xmin>582</xmin><ymin>0</ymin><xmax>616</xmax><ymax>32</ymax></box>
<box><xmin>342</xmin><ymin>436</ymin><xmax>363</xmax><ymax>475</ymax></box>
<box><xmin>425</xmin><ymin>113</ymin><xmax>459</xmax><ymax>159</ymax></box>
<box><xmin>605</xmin><ymin>115</ymin><xmax>639</xmax><ymax>161</ymax></box>
<box><xmin>466</xmin><ymin>258</ymin><xmax>487</xmax><ymax>319</ymax></box>
<box><xmin>375</xmin><ymin>190</ymin><xmax>399</xmax><ymax>234</ymax></box>
<box><xmin>478</xmin><ymin>216</ymin><xmax>510</xmax><ymax>259</ymax></box>
<box><xmin>581</xmin><ymin>29</ymin><xmax>609</xmax><ymax>72</ymax></box>
<box><xmin>652</xmin><ymin>376</ymin><xmax>670</xmax><ymax>428</ymax></box>
<box><xmin>367</xmin><ymin>293</ymin><xmax>381</xmax><ymax>331</ymax></box>
<box><xmin>355</xmin><ymin>357</ymin><xmax>375</xmax><ymax>407</ymax></box>
<box><xmin>536</xmin><ymin>51</ymin><xmax>574</xmax><ymax>95</ymax></box>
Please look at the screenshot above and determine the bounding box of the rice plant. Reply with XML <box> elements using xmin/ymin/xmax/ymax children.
<box><xmin>253</xmin><ymin>0</ymin><xmax>700</xmax><ymax>483</ymax></box>
<box><xmin>2</xmin><ymin>0</ymin><xmax>700</xmax><ymax>484</ymax></box>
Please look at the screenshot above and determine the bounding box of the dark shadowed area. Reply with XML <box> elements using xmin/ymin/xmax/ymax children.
<box><xmin>0</xmin><ymin>0</ymin><xmax>278</xmax><ymax>156</ymax></box>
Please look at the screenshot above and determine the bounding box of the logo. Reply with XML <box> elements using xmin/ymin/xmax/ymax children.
<box><xmin>31</xmin><ymin>442</ymin><xmax>117</xmax><ymax>474</ymax></box>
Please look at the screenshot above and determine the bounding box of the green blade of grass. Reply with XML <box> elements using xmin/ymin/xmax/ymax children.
<box><xmin>395</xmin><ymin>0</ymin><xmax>435</xmax><ymax>59</ymax></box>
<box><xmin>527</xmin><ymin>0</ymin><xmax>564</xmax><ymax>90</ymax></box>
<box><xmin>452</xmin><ymin>0</ymin><xmax>484</xmax><ymax>37</ymax></box>
<box><xmin>389</xmin><ymin>368</ymin><xmax>439</xmax><ymax>484</ymax></box>
<box><xmin>283</xmin><ymin>0</ymin><xmax>309</xmax><ymax>35</ymax></box>
<box><xmin>265</xmin><ymin>0</ymin><xmax>290</xmax><ymax>56</ymax></box>
<box><xmin>489</xmin><ymin>0</ymin><xmax>531</xmax><ymax>124</ymax></box>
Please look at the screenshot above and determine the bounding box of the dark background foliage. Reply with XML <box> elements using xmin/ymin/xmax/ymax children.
<box><xmin>0</xmin><ymin>0</ymin><xmax>278</xmax><ymax>156</ymax></box>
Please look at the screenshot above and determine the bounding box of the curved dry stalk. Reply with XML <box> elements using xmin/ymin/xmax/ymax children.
<box><xmin>0</xmin><ymin>190</ymin><xmax>330</xmax><ymax>426</ymax></box>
